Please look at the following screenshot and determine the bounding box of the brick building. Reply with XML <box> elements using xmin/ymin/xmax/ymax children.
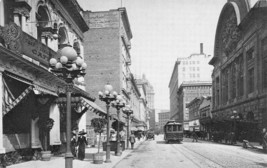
<box><xmin>83</xmin><ymin>8</ymin><xmax>133</xmax><ymax>126</ymax></box>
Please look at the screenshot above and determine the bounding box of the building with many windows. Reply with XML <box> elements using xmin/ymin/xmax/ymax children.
<box><xmin>177</xmin><ymin>81</ymin><xmax>212</xmax><ymax>132</ymax></box>
<box><xmin>209</xmin><ymin>0</ymin><xmax>267</xmax><ymax>140</ymax></box>
<box><xmin>169</xmin><ymin>44</ymin><xmax>213</xmax><ymax>121</ymax></box>
<box><xmin>83</xmin><ymin>7</ymin><xmax>133</xmax><ymax>126</ymax></box>
<box><xmin>158</xmin><ymin>110</ymin><xmax>170</xmax><ymax>133</ymax></box>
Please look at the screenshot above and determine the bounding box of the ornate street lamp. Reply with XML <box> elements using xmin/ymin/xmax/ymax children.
<box><xmin>49</xmin><ymin>45</ymin><xmax>87</xmax><ymax>168</ymax></box>
<box><xmin>98</xmin><ymin>84</ymin><xmax>117</xmax><ymax>163</ymax></box>
<box><xmin>122</xmin><ymin>105</ymin><xmax>133</xmax><ymax>149</ymax></box>
<box><xmin>111</xmin><ymin>94</ymin><xmax>126</xmax><ymax>156</ymax></box>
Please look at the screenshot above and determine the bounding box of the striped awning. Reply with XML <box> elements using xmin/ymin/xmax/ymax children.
<box><xmin>3</xmin><ymin>85</ymin><xmax>33</xmax><ymax>115</ymax></box>
<box><xmin>80</xmin><ymin>98</ymin><xmax>106</xmax><ymax>116</ymax></box>
<box><xmin>33</xmin><ymin>85</ymin><xmax>58</xmax><ymax>96</ymax></box>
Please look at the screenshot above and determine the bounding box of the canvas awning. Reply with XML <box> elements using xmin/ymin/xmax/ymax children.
<box><xmin>3</xmin><ymin>85</ymin><xmax>33</xmax><ymax>115</ymax></box>
<box><xmin>80</xmin><ymin>98</ymin><xmax>106</xmax><ymax>116</ymax></box>
<box><xmin>33</xmin><ymin>85</ymin><xmax>58</xmax><ymax>97</ymax></box>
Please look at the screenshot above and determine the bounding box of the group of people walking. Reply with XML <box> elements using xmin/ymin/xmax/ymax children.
<box><xmin>71</xmin><ymin>130</ymin><xmax>88</xmax><ymax>160</ymax></box>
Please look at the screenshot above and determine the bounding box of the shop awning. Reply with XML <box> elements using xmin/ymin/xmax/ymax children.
<box><xmin>3</xmin><ymin>85</ymin><xmax>33</xmax><ymax>115</ymax></box>
<box><xmin>33</xmin><ymin>85</ymin><xmax>58</xmax><ymax>97</ymax></box>
<box><xmin>80</xmin><ymin>98</ymin><xmax>106</xmax><ymax>116</ymax></box>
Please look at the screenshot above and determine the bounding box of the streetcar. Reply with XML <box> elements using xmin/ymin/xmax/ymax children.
<box><xmin>164</xmin><ymin>120</ymin><xmax>183</xmax><ymax>143</ymax></box>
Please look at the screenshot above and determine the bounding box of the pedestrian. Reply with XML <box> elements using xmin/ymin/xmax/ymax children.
<box><xmin>129</xmin><ymin>132</ymin><xmax>136</xmax><ymax>149</ymax></box>
<box><xmin>192</xmin><ymin>128</ymin><xmax>198</xmax><ymax>142</ymax></box>
<box><xmin>77</xmin><ymin>130</ymin><xmax>88</xmax><ymax>160</ymax></box>
<box><xmin>71</xmin><ymin>134</ymin><xmax>77</xmax><ymax>158</ymax></box>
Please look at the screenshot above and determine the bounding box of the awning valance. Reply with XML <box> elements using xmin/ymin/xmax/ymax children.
<box><xmin>33</xmin><ymin>85</ymin><xmax>58</xmax><ymax>97</ymax></box>
<box><xmin>3</xmin><ymin>85</ymin><xmax>33</xmax><ymax>115</ymax></box>
<box><xmin>80</xmin><ymin>98</ymin><xmax>106</xmax><ymax>116</ymax></box>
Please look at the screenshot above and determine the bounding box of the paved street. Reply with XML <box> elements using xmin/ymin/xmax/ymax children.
<box><xmin>114</xmin><ymin>135</ymin><xmax>267</xmax><ymax>168</ymax></box>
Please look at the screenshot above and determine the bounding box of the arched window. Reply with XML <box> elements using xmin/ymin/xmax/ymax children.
<box><xmin>58</xmin><ymin>26</ymin><xmax>68</xmax><ymax>49</ymax></box>
<box><xmin>73</xmin><ymin>40</ymin><xmax>80</xmax><ymax>56</ymax></box>
<box><xmin>36</xmin><ymin>5</ymin><xmax>51</xmax><ymax>44</ymax></box>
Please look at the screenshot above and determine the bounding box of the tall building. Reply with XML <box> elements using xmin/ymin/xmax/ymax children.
<box><xmin>169</xmin><ymin>43</ymin><xmax>213</xmax><ymax>121</ymax></box>
<box><xmin>136</xmin><ymin>74</ymin><xmax>155</xmax><ymax>130</ymax></box>
<box><xmin>158</xmin><ymin>110</ymin><xmax>170</xmax><ymax>133</ymax></box>
<box><xmin>83</xmin><ymin>8</ymin><xmax>133</xmax><ymax>126</ymax></box>
<box><xmin>177</xmin><ymin>81</ymin><xmax>212</xmax><ymax>132</ymax></box>
<box><xmin>209</xmin><ymin>0</ymin><xmax>267</xmax><ymax>138</ymax></box>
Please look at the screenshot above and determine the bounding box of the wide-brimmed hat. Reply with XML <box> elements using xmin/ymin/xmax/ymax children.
<box><xmin>78</xmin><ymin>130</ymin><xmax>86</xmax><ymax>135</ymax></box>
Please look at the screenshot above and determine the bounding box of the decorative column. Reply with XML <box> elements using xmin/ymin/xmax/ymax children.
<box><xmin>0</xmin><ymin>68</ymin><xmax>6</xmax><ymax>153</ymax></box>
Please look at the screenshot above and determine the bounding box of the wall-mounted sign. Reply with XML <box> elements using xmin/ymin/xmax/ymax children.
<box><xmin>0</xmin><ymin>22</ymin><xmax>57</xmax><ymax>67</ymax></box>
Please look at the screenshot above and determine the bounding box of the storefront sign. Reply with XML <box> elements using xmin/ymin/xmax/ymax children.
<box><xmin>0</xmin><ymin>22</ymin><xmax>57</xmax><ymax>67</ymax></box>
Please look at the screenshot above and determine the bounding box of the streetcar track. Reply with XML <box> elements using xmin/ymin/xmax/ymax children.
<box><xmin>172</xmin><ymin>144</ymin><xmax>225</xmax><ymax>168</ymax></box>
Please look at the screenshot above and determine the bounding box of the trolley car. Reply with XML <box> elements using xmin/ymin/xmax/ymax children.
<box><xmin>164</xmin><ymin>120</ymin><xmax>183</xmax><ymax>143</ymax></box>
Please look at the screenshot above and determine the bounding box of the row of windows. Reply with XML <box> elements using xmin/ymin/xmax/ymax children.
<box><xmin>182</xmin><ymin>61</ymin><xmax>200</xmax><ymax>65</ymax></box>
<box><xmin>183</xmin><ymin>67</ymin><xmax>200</xmax><ymax>71</ymax></box>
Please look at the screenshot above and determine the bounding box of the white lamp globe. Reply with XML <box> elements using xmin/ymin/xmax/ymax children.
<box><xmin>72</xmin><ymin>63</ymin><xmax>78</xmax><ymax>70</ymax></box>
<box><xmin>117</xmin><ymin>95</ymin><xmax>123</xmax><ymax>101</ymax></box>
<box><xmin>76</xmin><ymin>57</ymin><xmax>84</xmax><ymax>66</ymax></box>
<box><xmin>112</xmin><ymin>91</ymin><xmax>118</xmax><ymax>97</ymax></box>
<box><xmin>104</xmin><ymin>90</ymin><xmax>110</xmax><ymax>95</ymax></box>
<box><xmin>55</xmin><ymin>62</ymin><xmax>62</xmax><ymax>69</ymax></box>
<box><xmin>60</xmin><ymin>56</ymin><xmax>68</xmax><ymax>64</ymax></box>
<box><xmin>57</xmin><ymin>45</ymin><xmax>77</xmax><ymax>61</ymax></box>
<box><xmin>105</xmin><ymin>84</ymin><xmax>113</xmax><ymax>92</ymax></box>
<box><xmin>98</xmin><ymin>91</ymin><xmax>103</xmax><ymax>96</ymax></box>
<box><xmin>49</xmin><ymin>58</ymin><xmax>57</xmax><ymax>66</ymax></box>
<box><xmin>81</xmin><ymin>62</ymin><xmax>87</xmax><ymax>70</ymax></box>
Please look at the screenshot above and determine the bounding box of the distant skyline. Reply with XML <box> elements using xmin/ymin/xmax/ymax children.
<box><xmin>77</xmin><ymin>0</ymin><xmax>228</xmax><ymax>109</ymax></box>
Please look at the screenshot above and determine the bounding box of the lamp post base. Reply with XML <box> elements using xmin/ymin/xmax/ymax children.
<box><xmin>115</xmin><ymin>151</ymin><xmax>122</xmax><ymax>156</ymax></box>
<box><xmin>105</xmin><ymin>159</ymin><xmax>112</xmax><ymax>163</ymax></box>
<box><xmin>65</xmin><ymin>152</ymin><xmax>73</xmax><ymax>168</ymax></box>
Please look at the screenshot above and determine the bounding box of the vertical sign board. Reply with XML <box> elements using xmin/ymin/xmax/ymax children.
<box><xmin>0</xmin><ymin>22</ymin><xmax>57</xmax><ymax>67</ymax></box>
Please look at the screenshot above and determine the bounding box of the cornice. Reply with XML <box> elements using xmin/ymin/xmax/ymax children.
<box><xmin>52</xmin><ymin>0</ymin><xmax>86</xmax><ymax>40</ymax></box>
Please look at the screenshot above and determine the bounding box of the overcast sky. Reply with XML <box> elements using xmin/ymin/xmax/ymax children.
<box><xmin>77</xmin><ymin>0</ymin><xmax>229</xmax><ymax>110</ymax></box>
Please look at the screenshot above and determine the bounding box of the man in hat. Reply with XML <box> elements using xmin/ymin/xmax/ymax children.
<box><xmin>77</xmin><ymin>129</ymin><xmax>88</xmax><ymax>160</ymax></box>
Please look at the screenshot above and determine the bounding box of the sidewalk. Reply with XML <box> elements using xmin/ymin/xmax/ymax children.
<box><xmin>190</xmin><ymin>138</ymin><xmax>263</xmax><ymax>150</ymax></box>
<box><xmin>8</xmin><ymin>138</ymin><xmax>145</xmax><ymax>168</ymax></box>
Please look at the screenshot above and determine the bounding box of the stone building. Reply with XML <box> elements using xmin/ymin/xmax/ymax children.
<box><xmin>209</xmin><ymin>0</ymin><xmax>267</xmax><ymax>137</ymax></box>
<box><xmin>0</xmin><ymin>0</ymin><xmax>104</xmax><ymax>164</ymax></box>
<box><xmin>177</xmin><ymin>81</ymin><xmax>212</xmax><ymax>132</ymax></box>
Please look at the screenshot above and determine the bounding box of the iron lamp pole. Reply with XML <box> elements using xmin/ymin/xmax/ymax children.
<box><xmin>111</xmin><ymin>94</ymin><xmax>126</xmax><ymax>156</ymax></box>
<box><xmin>98</xmin><ymin>84</ymin><xmax>117</xmax><ymax>163</ymax></box>
<box><xmin>49</xmin><ymin>45</ymin><xmax>87</xmax><ymax>168</ymax></box>
<box><xmin>122</xmin><ymin>105</ymin><xmax>133</xmax><ymax>149</ymax></box>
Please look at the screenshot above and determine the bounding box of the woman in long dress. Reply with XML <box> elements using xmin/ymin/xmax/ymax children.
<box><xmin>77</xmin><ymin>131</ymin><xmax>88</xmax><ymax>160</ymax></box>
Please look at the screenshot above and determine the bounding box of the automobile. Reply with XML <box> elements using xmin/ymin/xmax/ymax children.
<box><xmin>146</xmin><ymin>131</ymin><xmax>155</xmax><ymax>140</ymax></box>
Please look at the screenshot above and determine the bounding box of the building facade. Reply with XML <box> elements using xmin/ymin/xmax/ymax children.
<box><xmin>169</xmin><ymin>43</ymin><xmax>213</xmax><ymax>121</ymax></box>
<box><xmin>209</xmin><ymin>0</ymin><xmax>267</xmax><ymax>140</ymax></box>
<box><xmin>0</xmin><ymin>0</ymin><xmax>104</xmax><ymax>164</ymax></box>
<box><xmin>158</xmin><ymin>110</ymin><xmax>170</xmax><ymax>133</ymax></box>
<box><xmin>186</xmin><ymin>97</ymin><xmax>204</xmax><ymax>132</ymax></box>
<box><xmin>177</xmin><ymin>81</ymin><xmax>212</xmax><ymax>132</ymax></box>
<box><xmin>83</xmin><ymin>8</ymin><xmax>133</xmax><ymax>126</ymax></box>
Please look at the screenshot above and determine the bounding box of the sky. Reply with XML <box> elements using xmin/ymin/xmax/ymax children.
<box><xmin>77</xmin><ymin>0</ymin><xmax>228</xmax><ymax>110</ymax></box>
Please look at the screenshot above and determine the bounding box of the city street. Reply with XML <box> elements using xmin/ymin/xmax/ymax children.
<box><xmin>114</xmin><ymin>135</ymin><xmax>267</xmax><ymax>168</ymax></box>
